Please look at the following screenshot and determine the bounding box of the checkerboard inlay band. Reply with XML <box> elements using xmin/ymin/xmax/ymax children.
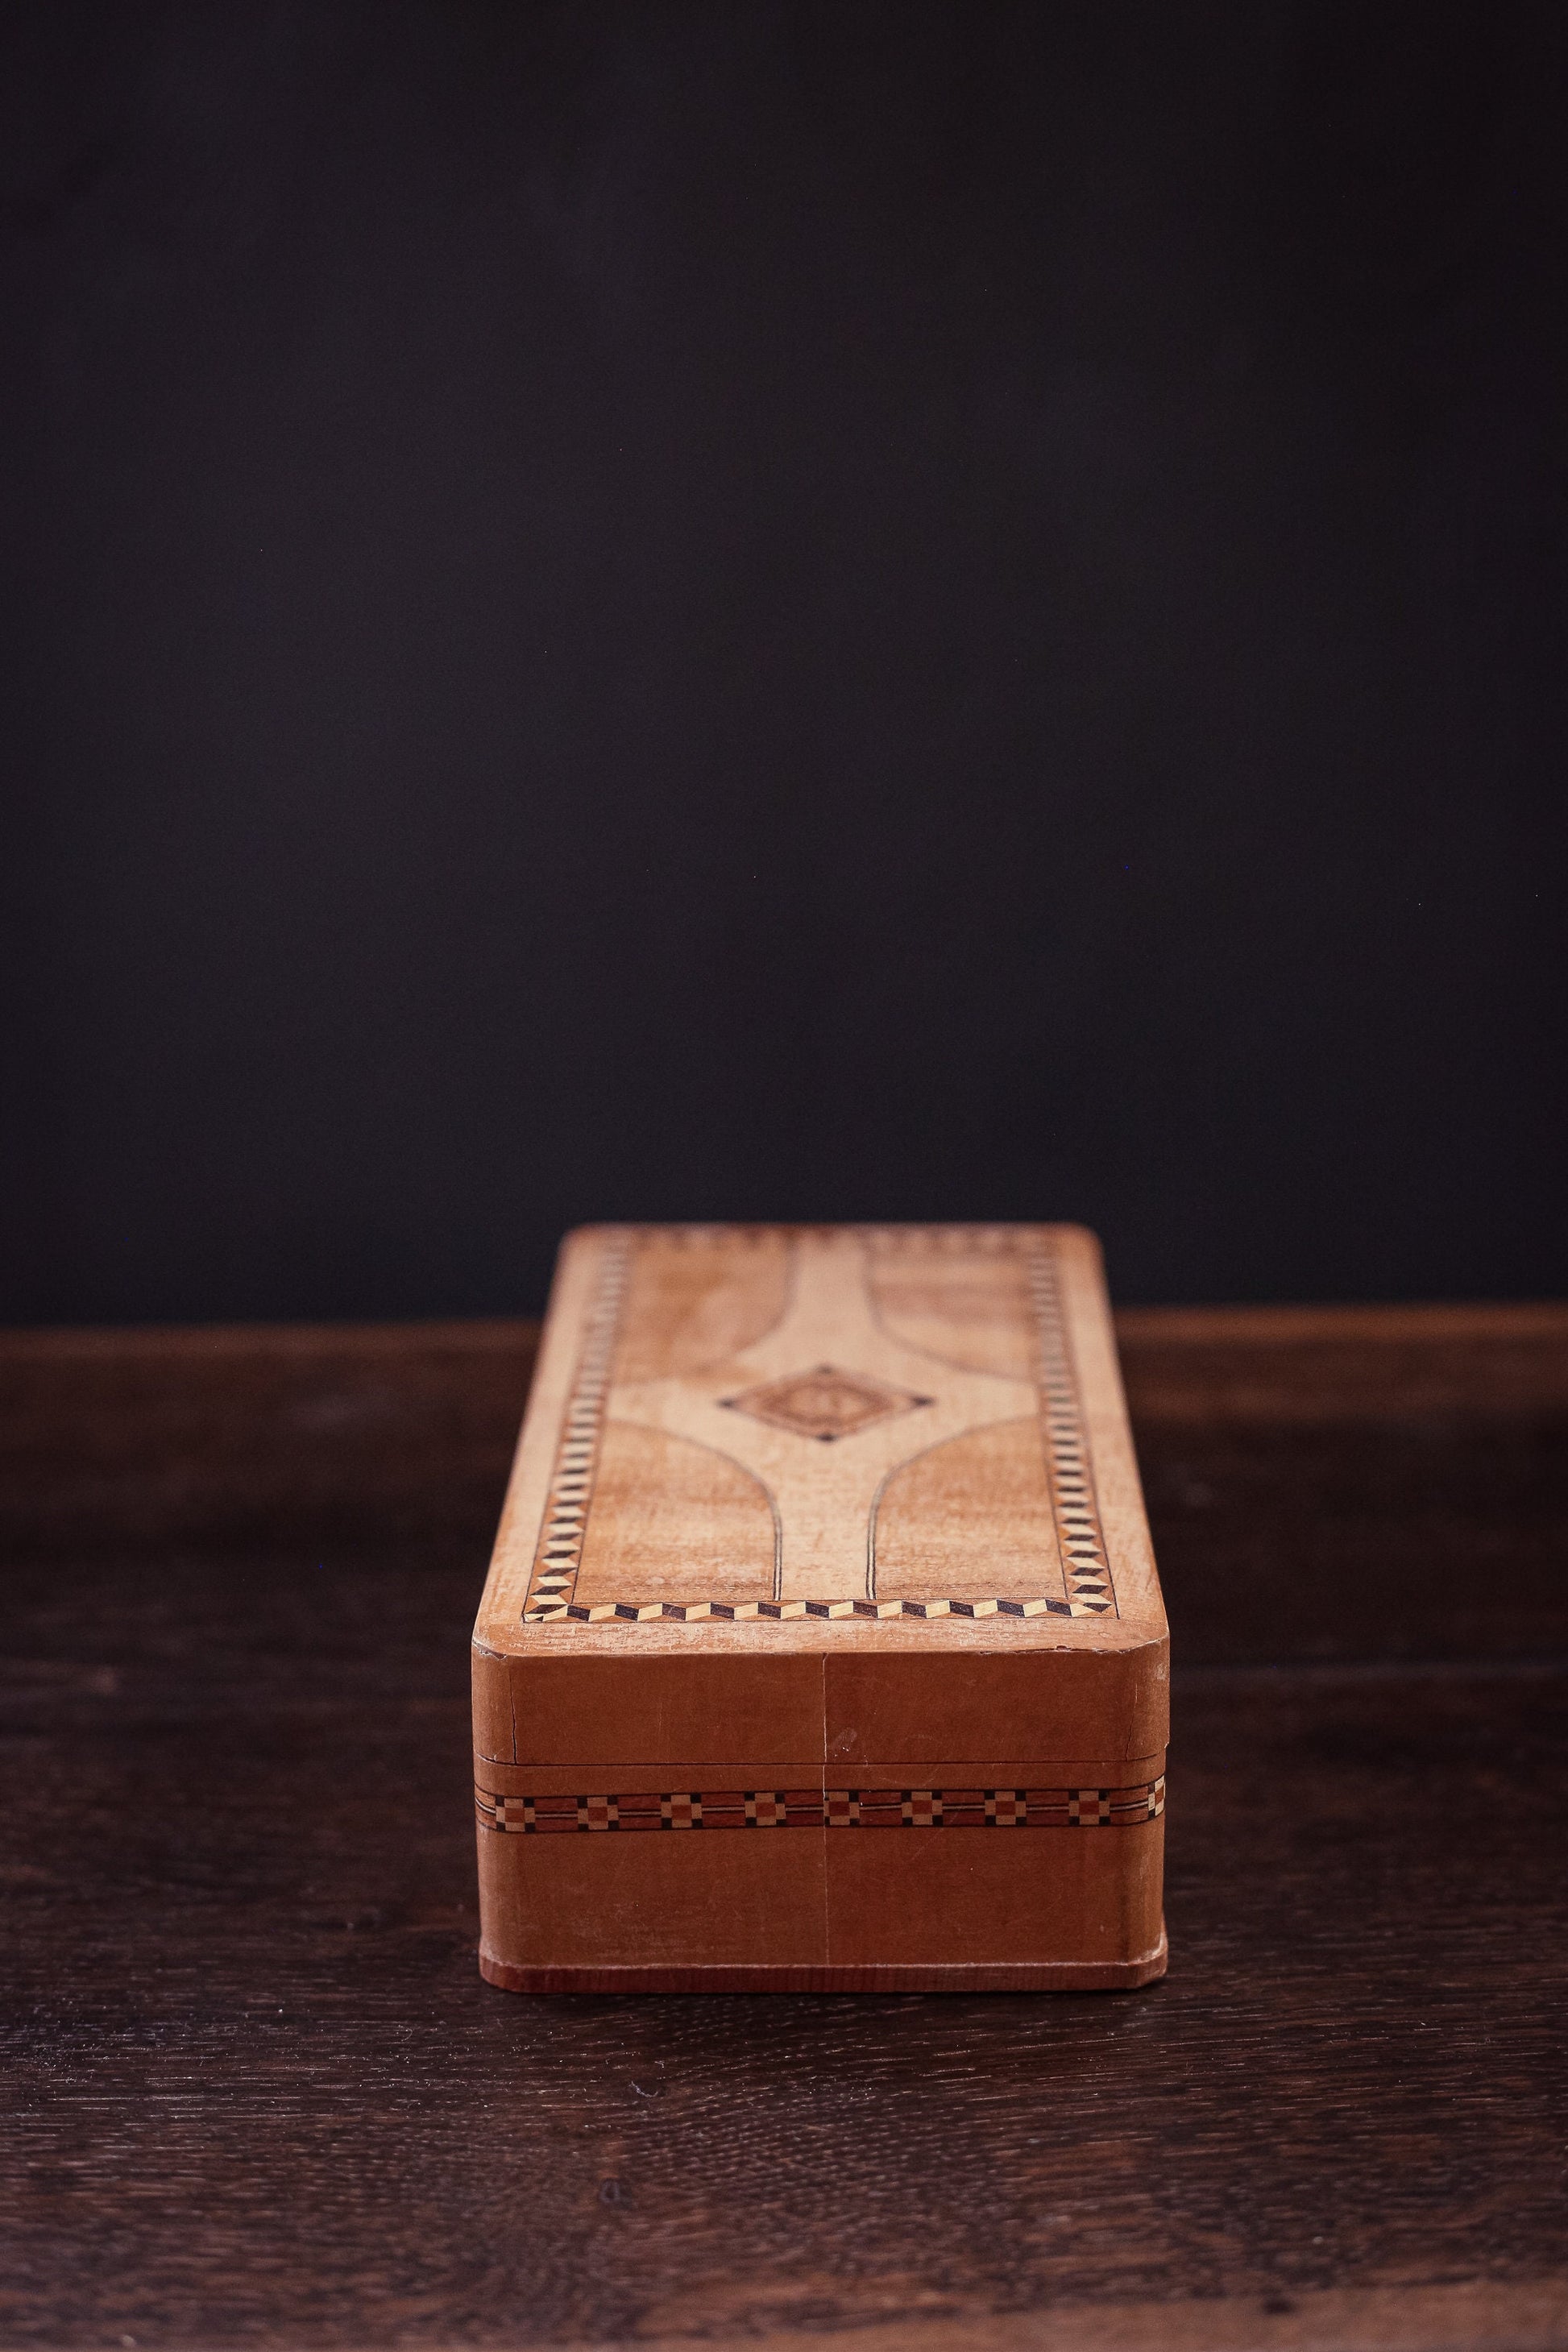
<box><xmin>476</xmin><ymin>1777</ymin><xmax>1165</xmax><ymax>1834</ymax></box>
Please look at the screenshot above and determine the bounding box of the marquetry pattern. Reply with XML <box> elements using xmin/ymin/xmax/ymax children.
<box><xmin>476</xmin><ymin>1777</ymin><xmax>1165</xmax><ymax>1832</ymax></box>
<box><xmin>525</xmin><ymin>1232</ymin><xmax>633</xmax><ymax>1614</ymax></box>
<box><xmin>1026</xmin><ymin>1239</ymin><xmax>1117</xmax><ymax>1616</ymax></box>
<box><xmin>722</xmin><ymin>1364</ymin><xmax>933</xmax><ymax>1442</ymax></box>
<box><xmin>525</xmin><ymin>1596</ymin><xmax>1087</xmax><ymax>1621</ymax></box>
<box><xmin>523</xmin><ymin>1226</ymin><xmax>1116</xmax><ymax>1624</ymax></box>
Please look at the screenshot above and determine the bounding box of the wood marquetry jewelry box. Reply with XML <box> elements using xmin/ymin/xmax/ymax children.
<box><xmin>472</xmin><ymin>1223</ymin><xmax>1168</xmax><ymax>1992</ymax></box>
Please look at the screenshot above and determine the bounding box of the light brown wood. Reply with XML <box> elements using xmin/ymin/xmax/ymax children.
<box><xmin>472</xmin><ymin>1223</ymin><xmax>1168</xmax><ymax>1989</ymax></box>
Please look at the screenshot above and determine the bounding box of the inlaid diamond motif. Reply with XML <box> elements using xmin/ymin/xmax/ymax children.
<box><xmin>720</xmin><ymin>1364</ymin><xmax>933</xmax><ymax>1443</ymax></box>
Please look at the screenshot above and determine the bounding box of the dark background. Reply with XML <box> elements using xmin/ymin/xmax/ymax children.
<box><xmin>3</xmin><ymin>1</ymin><xmax>1564</xmax><ymax>1325</ymax></box>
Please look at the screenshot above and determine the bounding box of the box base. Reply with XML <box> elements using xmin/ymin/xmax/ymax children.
<box><xmin>478</xmin><ymin>1926</ymin><xmax>1167</xmax><ymax>1994</ymax></box>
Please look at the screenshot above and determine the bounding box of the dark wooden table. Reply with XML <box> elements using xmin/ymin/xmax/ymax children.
<box><xmin>3</xmin><ymin>1307</ymin><xmax>1566</xmax><ymax>2352</ymax></box>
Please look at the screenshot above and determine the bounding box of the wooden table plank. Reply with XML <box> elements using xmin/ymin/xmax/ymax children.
<box><xmin>2</xmin><ymin>1309</ymin><xmax>1566</xmax><ymax>2350</ymax></box>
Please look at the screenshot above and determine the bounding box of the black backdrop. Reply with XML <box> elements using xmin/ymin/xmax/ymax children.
<box><xmin>4</xmin><ymin>2</ymin><xmax>1565</xmax><ymax>1321</ymax></box>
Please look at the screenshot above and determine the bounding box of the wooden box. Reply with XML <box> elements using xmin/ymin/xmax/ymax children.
<box><xmin>472</xmin><ymin>1223</ymin><xmax>1168</xmax><ymax>1992</ymax></box>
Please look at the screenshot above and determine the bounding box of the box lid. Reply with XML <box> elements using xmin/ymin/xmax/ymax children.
<box><xmin>474</xmin><ymin>1224</ymin><xmax>1168</xmax><ymax>1769</ymax></box>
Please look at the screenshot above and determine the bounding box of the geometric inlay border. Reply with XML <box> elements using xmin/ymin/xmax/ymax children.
<box><xmin>524</xmin><ymin>1230</ymin><xmax>633</xmax><ymax>1614</ymax></box>
<box><xmin>477</xmin><ymin>1776</ymin><xmax>1165</xmax><ymax>1831</ymax></box>
<box><xmin>1024</xmin><ymin>1235</ymin><xmax>1118</xmax><ymax>1616</ymax></box>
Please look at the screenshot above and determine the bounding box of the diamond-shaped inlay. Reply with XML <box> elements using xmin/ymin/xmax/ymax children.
<box><xmin>720</xmin><ymin>1364</ymin><xmax>934</xmax><ymax>1443</ymax></box>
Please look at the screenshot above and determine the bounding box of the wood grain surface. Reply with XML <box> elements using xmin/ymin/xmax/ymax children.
<box><xmin>3</xmin><ymin>1305</ymin><xmax>1566</xmax><ymax>2351</ymax></box>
